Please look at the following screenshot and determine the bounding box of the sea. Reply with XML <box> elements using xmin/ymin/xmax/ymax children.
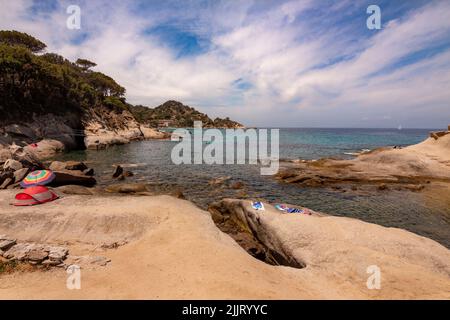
<box><xmin>54</xmin><ymin>128</ymin><xmax>450</xmax><ymax>248</ymax></box>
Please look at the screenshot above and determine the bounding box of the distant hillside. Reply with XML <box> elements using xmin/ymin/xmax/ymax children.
<box><xmin>129</xmin><ymin>100</ymin><xmax>243</xmax><ymax>128</ymax></box>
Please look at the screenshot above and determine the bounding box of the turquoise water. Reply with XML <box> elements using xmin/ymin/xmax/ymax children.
<box><xmin>278</xmin><ymin>128</ymin><xmax>430</xmax><ymax>159</ymax></box>
<box><xmin>55</xmin><ymin>128</ymin><xmax>450</xmax><ymax>248</ymax></box>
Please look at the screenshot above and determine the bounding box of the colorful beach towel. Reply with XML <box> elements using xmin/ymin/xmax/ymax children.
<box><xmin>275</xmin><ymin>204</ymin><xmax>311</xmax><ymax>215</ymax></box>
<box><xmin>251</xmin><ymin>201</ymin><xmax>265</xmax><ymax>211</ymax></box>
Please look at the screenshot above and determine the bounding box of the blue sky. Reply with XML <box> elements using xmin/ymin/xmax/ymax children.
<box><xmin>1</xmin><ymin>0</ymin><xmax>450</xmax><ymax>128</ymax></box>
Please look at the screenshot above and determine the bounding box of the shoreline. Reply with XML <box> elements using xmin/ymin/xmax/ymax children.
<box><xmin>1</xmin><ymin>130</ymin><xmax>450</xmax><ymax>299</ymax></box>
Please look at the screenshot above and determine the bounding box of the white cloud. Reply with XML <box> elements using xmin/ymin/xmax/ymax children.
<box><xmin>1</xmin><ymin>0</ymin><xmax>449</xmax><ymax>128</ymax></box>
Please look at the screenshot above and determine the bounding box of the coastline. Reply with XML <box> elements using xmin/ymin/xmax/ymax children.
<box><xmin>1</xmin><ymin>130</ymin><xmax>450</xmax><ymax>299</ymax></box>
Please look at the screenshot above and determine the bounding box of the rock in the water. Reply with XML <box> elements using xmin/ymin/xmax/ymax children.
<box><xmin>230</xmin><ymin>181</ymin><xmax>244</xmax><ymax>189</ymax></box>
<box><xmin>123</xmin><ymin>170</ymin><xmax>134</xmax><ymax>177</ymax></box>
<box><xmin>173</xmin><ymin>190</ymin><xmax>185</xmax><ymax>199</ymax></box>
<box><xmin>83</xmin><ymin>168</ymin><xmax>95</xmax><ymax>176</ymax></box>
<box><xmin>105</xmin><ymin>183</ymin><xmax>148</xmax><ymax>193</ymax></box>
<box><xmin>378</xmin><ymin>183</ymin><xmax>388</xmax><ymax>190</ymax></box>
<box><xmin>208</xmin><ymin>176</ymin><xmax>231</xmax><ymax>185</ymax></box>
<box><xmin>13</xmin><ymin>168</ymin><xmax>29</xmax><ymax>183</ymax></box>
<box><xmin>52</xmin><ymin>171</ymin><xmax>96</xmax><ymax>187</ymax></box>
<box><xmin>65</xmin><ymin>161</ymin><xmax>88</xmax><ymax>171</ymax></box>
<box><xmin>49</xmin><ymin>161</ymin><xmax>66</xmax><ymax>171</ymax></box>
<box><xmin>50</xmin><ymin>161</ymin><xmax>88</xmax><ymax>171</ymax></box>
<box><xmin>112</xmin><ymin>165</ymin><xmax>123</xmax><ymax>178</ymax></box>
<box><xmin>3</xmin><ymin>159</ymin><xmax>22</xmax><ymax>171</ymax></box>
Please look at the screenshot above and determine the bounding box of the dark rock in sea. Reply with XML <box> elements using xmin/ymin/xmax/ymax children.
<box><xmin>112</xmin><ymin>165</ymin><xmax>123</xmax><ymax>178</ymax></box>
<box><xmin>83</xmin><ymin>168</ymin><xmax>95</xmax><ymax>176</ymax></box>
<box><xmin>64</xmin><ymin>161</ymin><xmax>88</xmax><ymax>171</ymax></box>
<box><xmin>51</xmin><ymin>170</ymin><xmax>97</xmax><ymax>187</ymax></box>
<box><xmin>377</xmin><ymin>183</ymin><xmax>388</xmax><ymax>191</ymax></box>
<box><xmin>50</xmin><ymin>161</ymin><xmax>88</xmax><ymax>172</ymax></box>
<box><xmin>49</xmin><ymin>161</ymin><xmax>66</xmax><ymax>171</ymax></box>
<box><xmin>173</xmin><ymin>190</ymin><xmax>185</xmax><ymax>199</ymax></box>
<box><xmin>230</xmin><ymin>181</ymin><xmax>244</xmax><ymax>189</ymax></box>
<box><xmin>208</xmin><ymin>176</ymin><xmax>231</xmax><ymax>185</ymax></box>
<box><xmin>123</xmin><ymin>170</ymin><xmax>134</xmax><ymax>177</ymax></box>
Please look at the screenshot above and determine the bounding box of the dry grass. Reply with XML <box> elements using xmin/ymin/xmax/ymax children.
<box><xmin>0</xmin><ymin>260</ymin><xmax>36</xmax><ymax>274</ymax></box>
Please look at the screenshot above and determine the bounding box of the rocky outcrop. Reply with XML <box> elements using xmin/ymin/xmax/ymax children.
<box><xmin>139</xmin><ymin>126</ymin><xmax>169</xmax><ymax>139</ymax></box>
<box><xmin>277</xmin><ymin>132</ymin><xmax>450</xmax><ymax>190</ymax></box>
<box><xmin>52</xmin><ymin>170</ymin><xmax>96</xmax><ymax>187</ymax></box>
<box><xmin>0</xmin><ymin>193</ymin><xmax>449</xmax><ymax>299</ymax></box>
<box><xmin>209</xmin><ymin>199</ymin><xmax>450</xmax><ymax>297</ymax></box>
<box><xmin>129</xmin><ymin>100</ymin><xmax>244</xmax><ymax>128</ymax></box>
<box><xmin>1</xmin><ymin>107</ymin><xmax>170</xmax><ymax>159</ymax></box>
<box><xmin>0</xmin><ymin>235</ymin><xmax>68</xmax><ymax>266</ymax></box>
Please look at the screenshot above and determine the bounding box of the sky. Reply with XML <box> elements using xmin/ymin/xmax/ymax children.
<box><xmin>1</xmin><ymin>0</ymin><xmax>450</xmax><ymax>128</ymax></box>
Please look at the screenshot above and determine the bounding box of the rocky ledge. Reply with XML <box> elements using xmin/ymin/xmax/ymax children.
<box><xmin>277</xmin><ymin>131</ymin><xmax>450</xmax><ymax>191</ymax></box>
<box><xmin>209</xmin><ymin>199</ymin><xmax>450</xmax><ymax>297</ymax></box>
<box><xmin>0</xmin><ymin>193</ymin><xmax>449</xmax><ymax>299</ymax></box>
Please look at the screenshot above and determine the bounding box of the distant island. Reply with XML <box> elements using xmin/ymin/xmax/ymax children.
<box><xmin>0</xmin><ymin>30</ymin><xmax>242</xmax><ymax>157</ymax></box>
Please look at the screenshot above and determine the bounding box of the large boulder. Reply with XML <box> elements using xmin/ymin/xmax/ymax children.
<box><xmin>51</xmin><ymin>170</ymin><xmax>96</xmax><ymax>187</ymax></box>
<box><xmin>3</xmin><ymin>159</ymin><xmax>22</xmax><ymax>171</ymax></box>
<box><xmin>49</xmin><ymin>161</ymin><xmax>88</xmax><ymax>171</ymax></box>
<box><xmin>139</xmin><ymin>126</ymin><xmax>169</xmax><ymax>139</ymax></box>
<box><xmin>24</xmin><ymin>139</ymin><xmax>66</xmax><ymax>160</ymax></box>
<box><xmin>13</xmin><ymin>168</ymin><xmax>29</xmax><ymax>183</ymax></box>
<box><xmin>209</xmin><ymin>199</ymin><xmax>450</xmax><ymax>297</ymax></box>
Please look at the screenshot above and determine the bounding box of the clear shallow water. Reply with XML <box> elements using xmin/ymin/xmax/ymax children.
<box><xmin>55</xmin><ymin>128</ymin><xmax>450</xmax><ymax>248</ymax></box>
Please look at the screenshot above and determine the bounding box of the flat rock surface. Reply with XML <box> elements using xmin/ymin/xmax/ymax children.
<box><xmin>278</xmin><ymin>134</ymin><xmax>450</xmax><ymax>187</ymax></box>
<box><xmin>0</xmin><ymin>191</ymin><xmax>449</xmax><ymax>299</ymax></box>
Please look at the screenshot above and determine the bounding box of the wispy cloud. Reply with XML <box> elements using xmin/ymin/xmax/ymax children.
<box><xmin>1</xmin><ymin>0</ymin><xmax>449</xmax><ymax>128</ymax></box>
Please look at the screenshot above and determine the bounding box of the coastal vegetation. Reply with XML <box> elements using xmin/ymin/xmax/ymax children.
<box><xmin>0</xmin><ymin>30</ymin><xmax>126</xmax><ymax>123</ymax></box>
<box><xmin>0</xmin><ymin>30</ymin><xmax>241</xmax><ymax>131</ymax></box>
<box><xmin>129</xmin><ymin>100</ymin><xmax>242</xmax><ymax>128</ymax></box>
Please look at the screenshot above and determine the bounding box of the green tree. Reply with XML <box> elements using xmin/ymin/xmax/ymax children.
<box><xmin>0</xmin><ymin>30</ymin><xmax>46</xmax><ymax>53</ymax></box>
<box><xmin>76</xmin><ymin>58</ymin><xmax>97</xmax><ymax>71</ymax></box>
